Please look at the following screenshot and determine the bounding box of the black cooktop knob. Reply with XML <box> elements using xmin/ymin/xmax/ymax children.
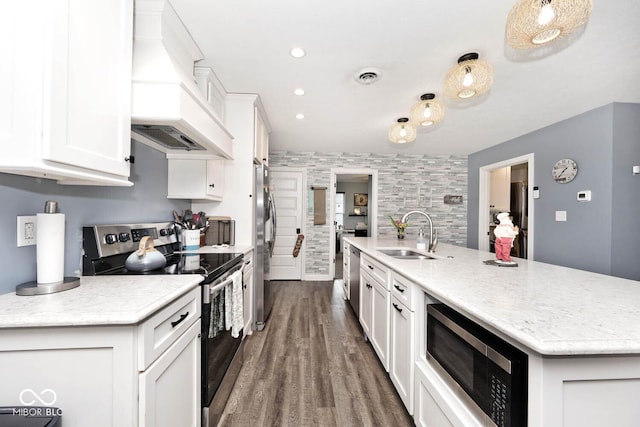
<box><xmin>105</xmin><ymin>234</ymin><xmax>118</xmax><ymax>244</ymax></box>
<box><xmin>118</xmin><ymin>233</ymin><xmax>130</xmax><ymax>242</ymax></box>
<box><xmin>160</xmin><ymin>229</ymin><xmax>167</xmax><ymax>236</ymax></box>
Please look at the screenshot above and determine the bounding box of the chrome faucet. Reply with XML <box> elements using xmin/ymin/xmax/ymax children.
<box><xmin>400</xmin><ymin>210</ymin><xmax>438</xmax><ymax>253</ymax></box>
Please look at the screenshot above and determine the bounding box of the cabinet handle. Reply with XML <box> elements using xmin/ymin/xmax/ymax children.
<box><xmin>209</xmin><ymin>183</ymin><xmax>215</xmax><ymax>188</ymax></box>
<box><xmin>392</xmin><ymin>303</ymin><xmax>403</xmax><ymax>313</ymax></box>
<box><xmin>171</xmin><ymin>312</ymin><xmax>189</xmax><ymax>328</ymax></box>
<box><xmin>366</xmin><ymin>282</ymin><xmax>372</xmax><ymax>289</ymax></box>
<box><xmin>124</xmin><ymin>155</ymin><xmax>135</xmax><ymax>164</ymax></box>
<box><xmin>393</xmin><ymin>284</ymin><xmax>405</xmax><ymax>293</ymax></box>
<box><xmin>367</xmin><ymin>265</ymin><xmax>374</xmax><ymax>270</ymax></box>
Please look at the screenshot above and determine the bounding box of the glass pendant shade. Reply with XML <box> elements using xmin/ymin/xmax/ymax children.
<box><xmin>506</xmin><ymin>0</ymin><xmax>593</xmax><ymax>49</ymax></box>
<box><xmin>444</xmin><ymin>53</ymin><xmax>493</xmax><ymax>100</ymax></box>
<box><xmin>388</xmin><ymin>118</ymin><xmax>417</xmax><ymax>144</ymax></box>
<box><xmin>410</xmin><ymin>94</ymin><xmax>445</xmax><ymax>127</ymax></box>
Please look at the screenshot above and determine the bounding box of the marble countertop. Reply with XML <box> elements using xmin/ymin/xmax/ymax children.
<box><xmin>0</xmin><ymin>275</ymin><xmax>202</xmax><ymax>328</ymax></box>
<box><xmin>344</xmin><ymin>237</ymin><xmax>640</xmax><ymax>356</ymax></box>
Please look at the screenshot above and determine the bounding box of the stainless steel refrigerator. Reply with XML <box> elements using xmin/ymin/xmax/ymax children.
<box><xmin>254</xmin><ymin>164</ymin><xmax>276</xmax><ymax>331</ymax></box>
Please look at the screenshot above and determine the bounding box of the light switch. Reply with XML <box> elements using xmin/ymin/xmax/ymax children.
<box><xmin>555</xmin><ymin>211</ymin><xmax>567</xmax><ymax>222</ymax></box>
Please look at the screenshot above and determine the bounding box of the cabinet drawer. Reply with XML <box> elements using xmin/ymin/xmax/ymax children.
<box><xmin>361</xmin><ymin>253</ymin><xmax>389</xmax><ymax>289</ymax></box>
<box><xmin>138</xmin><ymin>288</ymin><xmax>201</xmax><ymax>371</ymax></box>
<box><xmin>390</xmin><ymin>272</ymin><xmax>417</xmax><ymax>312</ymax></box>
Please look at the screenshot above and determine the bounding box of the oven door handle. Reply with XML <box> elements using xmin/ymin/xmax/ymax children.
<box><xmin>209</xmin><ymin>276</ymin><xmax>235</xmax><ymax>296</ymax></box>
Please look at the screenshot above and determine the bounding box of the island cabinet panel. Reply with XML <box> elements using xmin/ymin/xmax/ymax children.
<box><xmin>528</xmin><ymin>353</ymin><xmax>640</xmax><ymax>427</ymax></box>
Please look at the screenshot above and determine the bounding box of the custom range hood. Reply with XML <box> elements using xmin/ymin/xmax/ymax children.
<box><xmin>131</xmin><ymin>0</ymin><xmax>233</xmax><ymax>158</ymax></box>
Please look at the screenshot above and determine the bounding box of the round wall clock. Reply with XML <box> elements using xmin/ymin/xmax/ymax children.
<box><xmin>552</xmin><ymin>158</ymin><xmax>578</xmax><ymax>183</ymax></box>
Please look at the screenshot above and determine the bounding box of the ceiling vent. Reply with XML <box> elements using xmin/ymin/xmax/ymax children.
<box><xmin>354</xmin><ymin>68</ymin><xmax>382</xmax><ymax>85</ymax></box>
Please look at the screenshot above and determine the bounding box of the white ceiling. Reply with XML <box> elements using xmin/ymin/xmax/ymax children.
<box><xmin>171</xmin><ymin>0</ymin><xmax>640</xmax><ymax>156</ymax></box>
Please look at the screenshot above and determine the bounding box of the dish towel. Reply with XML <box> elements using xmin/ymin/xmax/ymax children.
<box><xmin>224</xmin><ymin>270</ymin><xmax>244</xmax><ymax>338</ymax></box>
<box><xmin>208</xmin><ymin>289</ymin><xmax>225</xmax><ymax>338</ymax></box>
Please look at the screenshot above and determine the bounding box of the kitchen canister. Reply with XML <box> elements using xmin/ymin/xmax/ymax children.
<box><xmin>183</xmin><ymin>229</ymin><xmax>201</xmax><ymax>250</ymax></box>
<box><xmin>16</xmin><ymin>201</ymin><xmax>80</xmax><ymax>295</ymax></box>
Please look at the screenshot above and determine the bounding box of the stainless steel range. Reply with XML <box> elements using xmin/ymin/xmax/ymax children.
<box><xmin>82</xmin><ymin>222</ymin><xmax>245</xmax><ymax>427</ymax></box>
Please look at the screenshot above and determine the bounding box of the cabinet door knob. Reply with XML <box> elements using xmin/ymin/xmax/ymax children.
<box><xmin>209</xmin><ymin>183</ymin><xmax>215</xmax><ymax>188</ymax></box>
<box><xmin>124</xmin><ymin>155</ymin><xmax>135</xmax><ymax>163</ymax></box>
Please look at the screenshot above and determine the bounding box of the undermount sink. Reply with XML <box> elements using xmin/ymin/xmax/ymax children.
<box><xmin>377</xmin><ymin>248</ymin><xmax>435</xmax><ymax>260</ymax></box>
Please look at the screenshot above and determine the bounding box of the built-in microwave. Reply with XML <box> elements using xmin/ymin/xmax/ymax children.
<box><xmin>427</xmin><ymin>303</ymin><xmax>528</xmax><ymax>427</ymax></box>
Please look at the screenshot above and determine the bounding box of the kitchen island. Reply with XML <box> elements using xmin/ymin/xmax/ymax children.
<box><xmin>344</xmin><ymin>236</ymin><xmax>640</xmax><ymax>427</ymax></box>
<box><xmin>0</xmin><ymin>275</ymin><xmax>203</xmax><ymax>427</ymax></box>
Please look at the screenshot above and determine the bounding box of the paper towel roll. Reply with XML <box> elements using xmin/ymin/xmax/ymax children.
<box><xmin>36</xmin><ymin>213</ymin><xmax>65</xmax><ymax>284</ymax></box>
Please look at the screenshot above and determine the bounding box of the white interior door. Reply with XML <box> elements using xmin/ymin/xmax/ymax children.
<box><xmin>270</xmin><ymin>169</ymin><xmax>304</xmax><ymax>280</ymax></box>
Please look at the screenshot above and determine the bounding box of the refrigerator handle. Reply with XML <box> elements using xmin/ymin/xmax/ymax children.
<box><xmin>268</xmin><ymin>192</ymin><xmax>277</xmax><ymax>257</ymax></box>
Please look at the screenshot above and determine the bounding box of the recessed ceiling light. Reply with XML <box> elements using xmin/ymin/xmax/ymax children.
<box><xmin>290</xmin><ymin>47</ymin><xmax>305</xmax><ymax>58</ymax></box>
<box><xmin>296</xmin><ymin>113</ymin><xmax>305</xmax><ymax>119</ymax></box>
<box><xmin>294</xmin><ymin>88</ymin><xmax>305</xmax><ymax>96</ymax></box>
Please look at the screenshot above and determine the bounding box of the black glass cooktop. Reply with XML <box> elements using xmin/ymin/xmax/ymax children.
<box><xmin>88</xmin><ymin>252</ymin><xmax>243</xmax><ymax>282</ymax></box>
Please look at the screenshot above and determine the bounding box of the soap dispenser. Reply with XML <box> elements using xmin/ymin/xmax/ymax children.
<box><xmin>416</xmin><ymin>227</ymin><xmax>427</xmax><ymax>250</ymax></box>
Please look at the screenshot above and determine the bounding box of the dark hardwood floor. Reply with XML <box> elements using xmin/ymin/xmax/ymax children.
<box><xmin>218</xmin><ymin>280</ymin><xmax>414</xmax><ymax>426</ymax></box>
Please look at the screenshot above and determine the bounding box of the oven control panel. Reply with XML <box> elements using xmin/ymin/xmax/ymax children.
<box><xmin>85</xmin><ymin>222</ymin><xmax>178</xmax><ymax>258</ymax></box>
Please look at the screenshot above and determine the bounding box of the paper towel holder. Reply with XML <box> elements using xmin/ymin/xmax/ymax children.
<box><xmin>16</xmin><ymin>277</ymin><xmax>80</xmax><ymax>296</ymax></box>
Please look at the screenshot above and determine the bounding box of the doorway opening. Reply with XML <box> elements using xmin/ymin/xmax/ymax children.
<box><xmin>330</xmin><ymin>169</ymin><xmax>378</xmax><ymax>279</ymax></box>
<box><xmin>478</xmin><ymin>154</ymin><xmax>535</xmax><ymax>260</ymax></box>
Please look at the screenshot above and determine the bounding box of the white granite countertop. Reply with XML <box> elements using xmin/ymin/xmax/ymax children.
<box><xmin>0</xmin><ymin>275</ymin><xmax>202</xmax><ymax>328</ymax></box>
<box><xmin>344</xmin><ymin>237</ymin><xmax>640</xmax><ymax>356</ymax></box>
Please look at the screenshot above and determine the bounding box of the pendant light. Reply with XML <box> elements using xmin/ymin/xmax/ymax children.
<box><xmin>506</xmin><ymin>0</ymin><xmax>593</xmax><ymax>49</ymax></box>
<box><xmin>388</xmin><ymin>118</ymin><xmax>417</xmax><ymax>144</ymax></box>
<box><xmin>410</xmin><ymin>93</ymin><xmax>445</xmax><ymax>127</ymax></box>
<box><xmin>444</xmin><ymin>53</ymin><xmax>493</xmax><ymax>100</ymax></box>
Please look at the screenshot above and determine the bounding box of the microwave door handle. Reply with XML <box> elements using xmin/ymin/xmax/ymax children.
<box><xmin>428</xmin><ymin>305</ymin><xmax>488</xmax><ymax>356</ymax></box>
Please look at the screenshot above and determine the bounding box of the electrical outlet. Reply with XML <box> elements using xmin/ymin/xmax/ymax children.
<box><xmin>17</xmin><ymin>216</ymin><xmax>37</xmax><ymax>246</ymax></box>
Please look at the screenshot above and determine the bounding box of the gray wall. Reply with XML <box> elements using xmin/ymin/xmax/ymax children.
<box><xmin>611</xmin><ymin>104</ymin><xmax>640</xmax><ymax>280</ymax></box>
<box><xmin>0</xmin><ymin>142</ymin><xmax>189</xmax><ymax>294</ymax></box>
<box><xmin>468</xmin><ymin>103</ymin><xmax>639</xmax><ymax>280</ymax></box>
<box><xmin>270</xmin><ymin>152</ymin><xmax>467</xmax><ymax>277</ymax></box>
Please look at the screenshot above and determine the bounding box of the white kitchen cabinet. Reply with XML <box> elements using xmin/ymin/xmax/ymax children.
<box><xmin>389</xmin><ymin>275</ymin><xmax>415</xmax><ymax>414</ymax></box>
<box><xmin>0</xmin><ymin>0</ymin><xmax>133</xmax><ymax>186</ymax></box>
<box><xmin>167</xmin><ymin>158</ymin><xmax>225</xmax><ymax>201</ymax></box>
<box><xmin>359</xmin><ymin>269</ymin><xmax>374</xmax><ymax>339</ymax></box>
<box><xmin>193</xmin><ymin>94</ymin><xmax>271</xmax><ymax>247</ymax></box>
<box><xmin>139</xmin><ymin>321</ymin><xmax>201</xmax><ymax>427</ymax></box>
<box><xmin>414</xmin><ymin>360</ymin><xmax>483</xmax><ymax>427</ymax></box>
<box><xmin>243</xmin><ymin>250</ymin><xmax>254</xmax><ymax>335</ymax></box>
<box><xmin>371</xmin><ymin>278</ymin><xmax>390</xmax><ymax>370</ymax></box>
<box><xmin>254</xmin><ymin>107</ymin><xmax>270</xmax><ymax>165</ymax></box>
<box><xmin>359</xmin><ymin>253</ymin><xmax>390</xmax><ymax>371</ymax></box>
<box><xmin>489</xmin><ymin>167</ymin><xmax>511</xmax><ymax>211</ymax></box>
<box><xmin>0</xmin><ymin>288</ymin><xmax>201</xmax><ymax>427</ymax></box>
